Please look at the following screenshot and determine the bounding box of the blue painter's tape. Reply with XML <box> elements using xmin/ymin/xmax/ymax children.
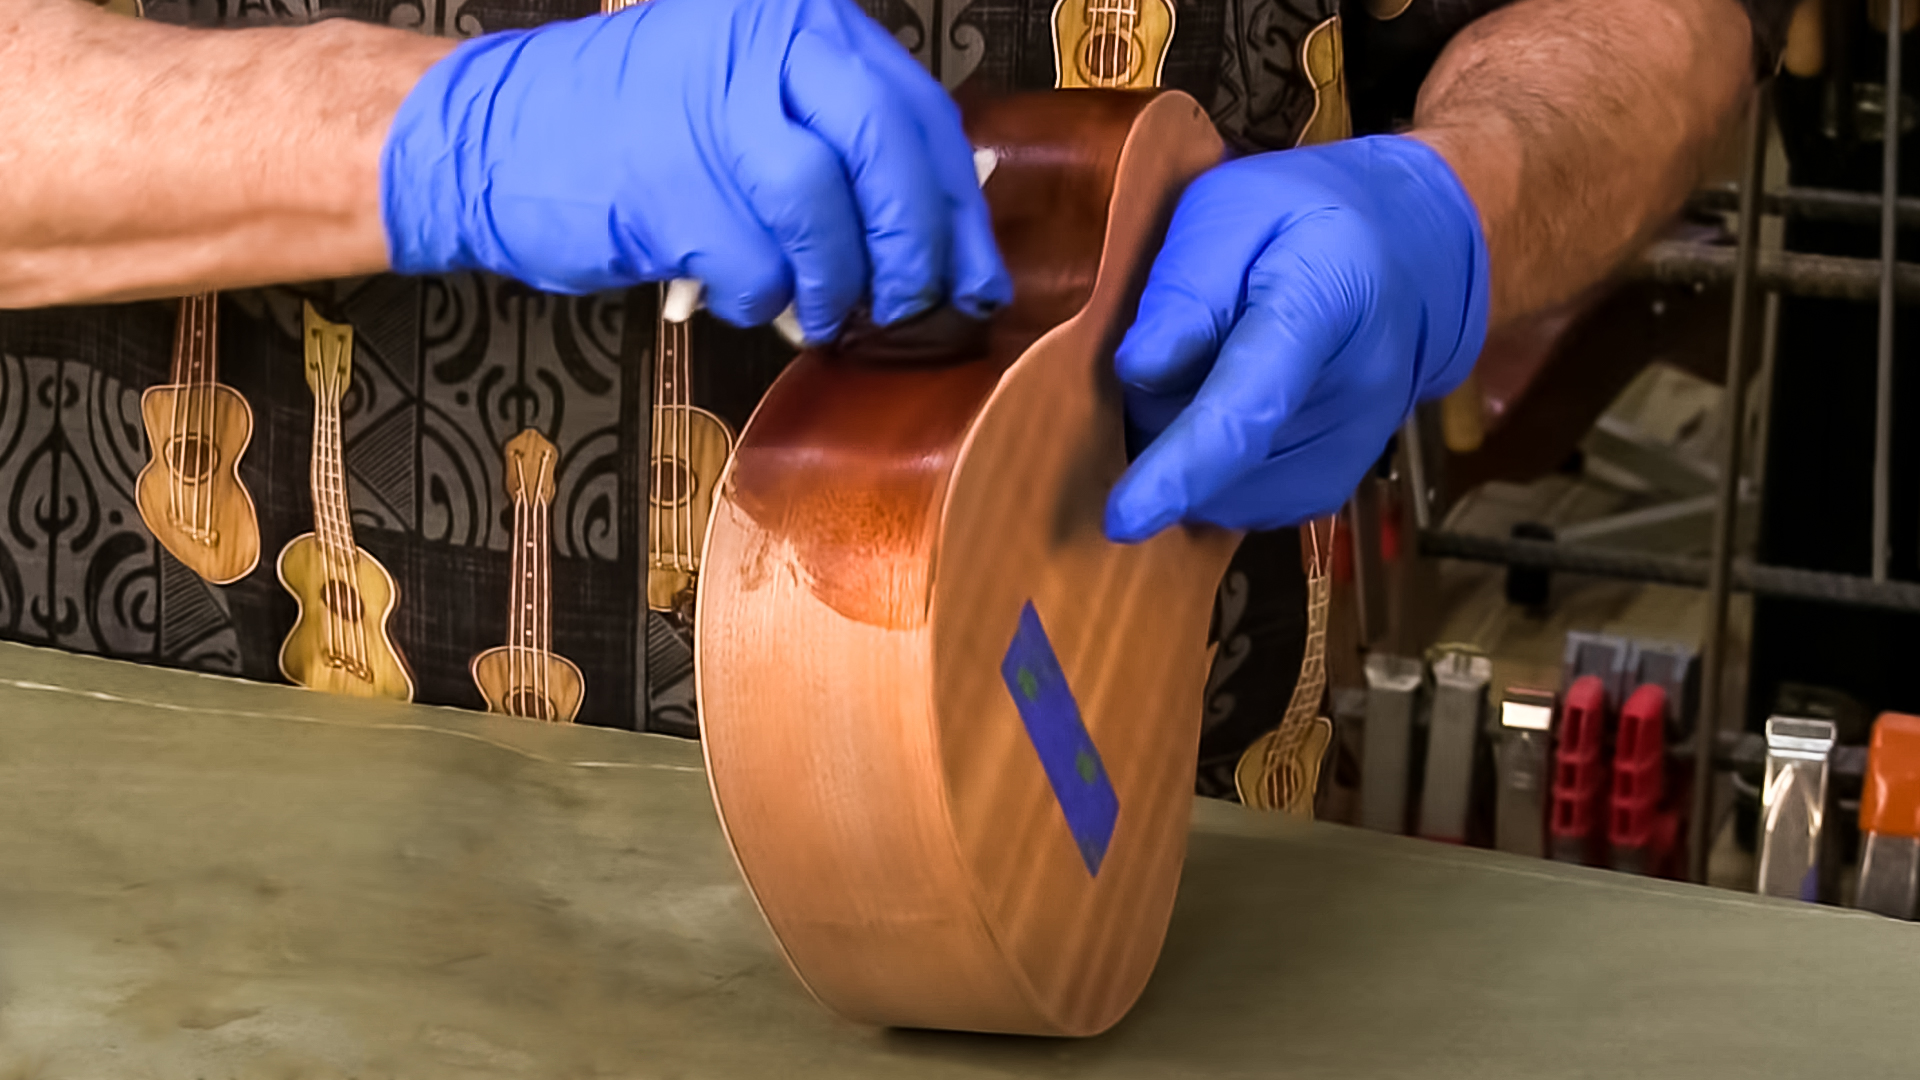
<box><xmin>1001</xmin><ymin>601</ymin><xmax>1119</xmax><ymax>876</ymax></box>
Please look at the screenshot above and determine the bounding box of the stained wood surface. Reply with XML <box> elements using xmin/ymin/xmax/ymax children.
<box><xmin>135</xmin><ymin>383</ymin><xmax>260</xmax><ymax>585</ymax></box>
<box><xmin>697</xmin><ymin>91</ymin><xmax>1236</xmax><ymax>1036</ymax></box>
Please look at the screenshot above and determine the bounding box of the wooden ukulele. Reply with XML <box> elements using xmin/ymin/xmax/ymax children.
<box><xmin>1052</xmin><ymin>0</ymin><xmax>1174</xmax><ymax>89</ymax></box>
<box><xmin>276</xmin><ymin>302</ymin><xmax>414</xmax><ymax>702</ymax></box>
<box><xmin>648</xmin><ymin>285</ymin><xmax>735</xmax><ymax>622</ymax></box>
<box><xmin>471</xmin><ymin>429</ymin><xmax>585</xmax><ymax>723</ymax></box>
<box><xmin>1234</xmin><ymin>518</ymin><xmax>1336</xmax><ymax>817</ymax></box>
<box><xmin>698</xmin><ymin>91</ymin><xmax>1234</xmax><ymax>1037</ymax></box>
<box><xmin>134</xmin><ymin>293</ymin><xmax>261</xmax><ymax>584</ymax></box>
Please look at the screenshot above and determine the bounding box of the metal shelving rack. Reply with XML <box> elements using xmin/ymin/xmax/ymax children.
<box><xmin>1408</xmin><ymin>24</ymin><xmax>1910</xmax><ymax>884</ymax></box>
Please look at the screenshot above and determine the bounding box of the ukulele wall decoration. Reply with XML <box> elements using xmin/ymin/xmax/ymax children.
<box><xmin>599</xmin><ymin>0</ymin><xmax>731</xmax><ymax>628</ymax></box>
<box><xmin>1051</xmin><ymin>0</ymin><xmax>1174</xmax><ymax>89</ymax></box>
<box><xmin>1236</xmin><ymin>516</ymin><xmax>1336</xmax><ymax>817</ymax></box>
<box><xmin>697</xmin><ymin>91</ymin><xmax>1238</xmax><ymax>1039</ymax></box>
<box><xmin>1295</xmin><ymin>16</ymin><xmax>1353</xmax><ymax>149</ymax></box>
<box><xmin>135</xmin><ymin>293</ymin><xmax>261</xmax><ymax>584</ymax></box>
<box><xmin>276</xmin><ymin>302</ymin><xmax>414</xmax><ymax>702</ymax></box>
<box><xmin>471</xmin><ymin>429</ymin><xmax>585</xmax><ymax>724</ymax></box>
<box><xmin>648</xmin><ymin>282</ymin><xmax>735</xmax><ymax>623</ymax></box>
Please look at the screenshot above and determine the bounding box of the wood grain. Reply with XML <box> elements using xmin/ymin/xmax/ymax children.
<box><xmin>697</xmin><ymin>91</ymin><xmax>1237</xmax><ymax>1037</ymax></box>
<box><xmin>470</xmin><ymin>646</ymin><xmax>584</xmax><ymax>722</ymax></box>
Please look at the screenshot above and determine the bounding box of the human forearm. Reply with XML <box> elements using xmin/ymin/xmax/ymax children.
<box><xmin>0</xmin><ymin>0</ymin><xmax>450</xmax><ymax>307</ymax></box>
<box><xmin>1410</xmin><ymin>0</ymin><xmax>1752</xmax><ymax>328</ymax></box>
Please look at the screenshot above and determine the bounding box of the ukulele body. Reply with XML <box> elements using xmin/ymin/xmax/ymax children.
<box><xmin>648</xmin><ymin>404</ymin><xmax>734</xmax><ymax>614</ymax></box>
<box><xmin>1051</xmin><ymin>0</ymin><xmax>1174</xmax><ymax>89</ymax></box>
<box><xmin>698</xmin><ymin>91</ymin><xmax>1235</xmax><ymax>1037</ymax></box>
<box><xmin>1235</xmin><ymin>719</ymin><xmax>1334</xmax><ymax>816</ymax></box>
<box><xmin>1234</xmin><ymin>528</ymin><xmax>1337</xmax><ymax>817</ymax></box>
<box><xmin>471</xmin><ymin>647</ymin><xmax>585</xmax><ymax>722</ymax></box>
<box><xmin>277</xmin><ymin>534</ymin><xmax>414</xmax><ymax>701</ymax></box>
<box><xmin>135</xmin><ymin>382</ymin><xmax>260</xmax><ymax>584</ymax></box>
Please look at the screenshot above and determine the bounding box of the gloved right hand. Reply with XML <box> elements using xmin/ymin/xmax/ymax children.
<box><xmin>380</xmin><ymin>0</ymin><xmax>1011</xmax><ymax>343</ymax></box>
<box><xmin>1103</xmin><ymin>136</ymin><xmax>1489</xmax><ymax>541</ymax></box>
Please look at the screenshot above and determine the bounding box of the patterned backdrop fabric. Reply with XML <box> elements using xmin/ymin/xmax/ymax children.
<box><xmin>23</xmin><ymin>0</ymin><xmax>1390</xmax><ymax>786</ymax></box>
<box><xmin>3</xmin><ymin>283</ymin><xmax>627</xmax><ymax>728</ymax></box>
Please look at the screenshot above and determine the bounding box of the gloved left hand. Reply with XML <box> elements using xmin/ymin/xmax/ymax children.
<box><xmin>380</xmin><ymin>0</ymin><xmax>1009</xmax><ymax>343</ymax></box>
<box><xmin>1103</xmin><ymin>135</ymin><xmax>1490</xmax><ymax>542</ymax></box>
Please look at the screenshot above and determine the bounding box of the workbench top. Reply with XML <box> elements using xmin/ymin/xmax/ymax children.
<box><xmin>0</xmin><ymin>641</ymin><xmax>1911</xmax><ymax>1078</ymax></box>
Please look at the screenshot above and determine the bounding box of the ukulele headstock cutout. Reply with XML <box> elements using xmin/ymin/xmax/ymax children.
<box><xmin>502</xmin><ymin>429</ymin><xmax>559</xmax><ymax>504</ymax></box>
<box><xmin>301</xmin><ymin>302</ymin><xmax>354</xmax><ymax>400</ymax></box>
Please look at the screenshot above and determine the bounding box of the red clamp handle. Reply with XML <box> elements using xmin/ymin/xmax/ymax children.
<box><xmin>1609</xmin><ymin>684</ymin><xmax>1675</xmax><ymax>861</ymax></box>
<box><xmin>1550</xmin><ymin>675</ymin><xmax>1610</xmax><ymax>861</ymax></box>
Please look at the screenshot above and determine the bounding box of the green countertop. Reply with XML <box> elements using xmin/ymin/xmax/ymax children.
<box><xmin>0</xmin><ymin>641</ymin><xmax>1912</xmax><ymax>1078</ymax></box>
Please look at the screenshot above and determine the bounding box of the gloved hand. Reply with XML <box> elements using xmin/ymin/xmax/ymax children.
<box><xmin>1103</xmin><ymin>136</ymin><xmax>1490</xmax><ymax>542</ymax></box>
<box><xmin>380</xmin><ymin>0</ymin><xmax>1010</xmax><ymax>342</ymax></box>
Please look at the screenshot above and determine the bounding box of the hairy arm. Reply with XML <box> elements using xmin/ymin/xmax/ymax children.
<box><xmin>0</xmin><ymin>0</ymin><xmax>451</xmax><ymax>307</ymax></box>
<box><xmin>1410</xmin><ymin>0</ymin><xmax>1754</xmax><ymax>328</ymax></box>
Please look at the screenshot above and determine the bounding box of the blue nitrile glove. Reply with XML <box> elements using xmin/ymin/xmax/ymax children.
<box><xmin>380</xmin><ymin>0</ymin><xmax>1010</xmax><ymax>342</ymax></box>
<box><xmin>1103</xmin><ymin>136</ymin><xmax>1490</xmax><ymax>542</ymax></box>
